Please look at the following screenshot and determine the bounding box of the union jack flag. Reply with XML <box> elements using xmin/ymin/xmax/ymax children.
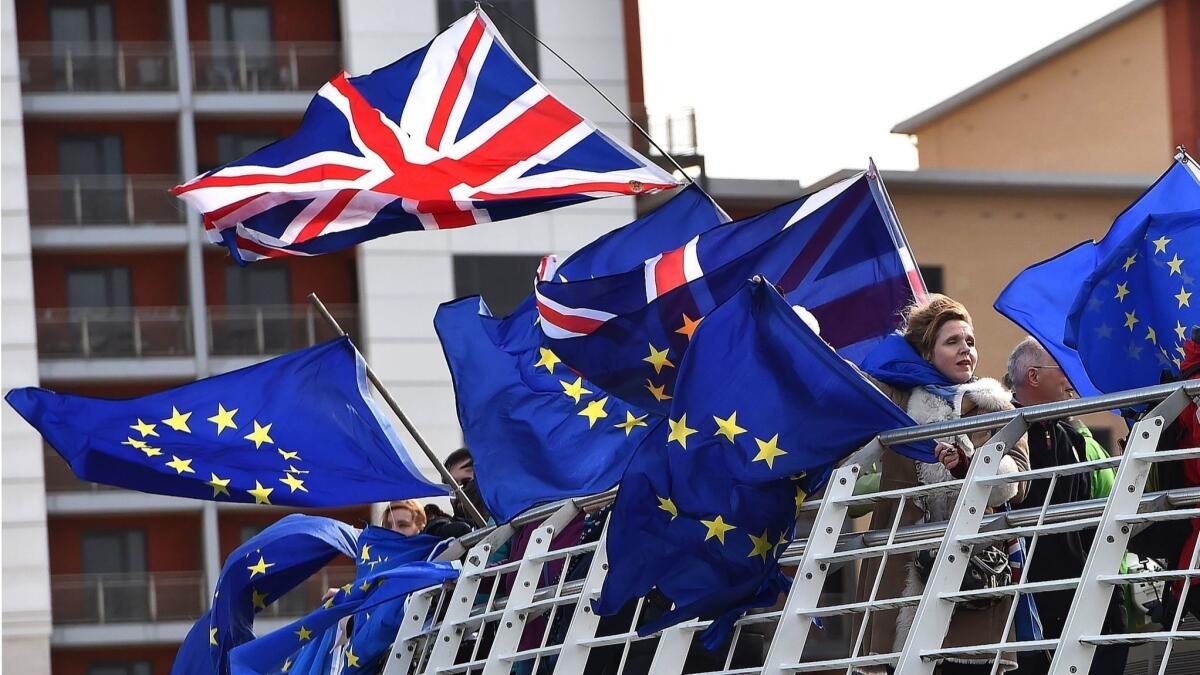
<box><xmin>172</xmin><ymin>9</ymin><xmax>679</xmax><ymax>263</ymax></box>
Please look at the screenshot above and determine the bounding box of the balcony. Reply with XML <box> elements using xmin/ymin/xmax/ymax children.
<box><xmin>44</xmin><ymin>446</ymin><xmax>115</xmax><ymax>494</ymax></box>
<box><xmin>19</xmin><ymin>41</ymin><xmax>176</xmax><ymax>93</ymax></box>
<box><xmin>207</xmin><ymin>304</ymin><xmax>356</xmax><ymax>357</ymax></box>
<box><xmin>37</xmin><ymin>307</ymin><xmax>194</xmax><ymax>360</ymax></box>
<box><xmin>28</xmin><ymin>175</ymin><xmax>183</xmax><ymax>228</ymax></box>
<box><xmin>51</xmin><ymin>572</ymin><xmax>206</xmax><ymax>625</ymax></box>
<box><xmin>190</xmin><ymin>42</ymin><xmax>340</xmax><ymax>93</ymax></box>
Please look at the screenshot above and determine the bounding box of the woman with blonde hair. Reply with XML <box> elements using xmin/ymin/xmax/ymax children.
<box><xmin>854</xmin><ymin>294</ymin><xmax>1030</xmax><ymax>674</ymax></box>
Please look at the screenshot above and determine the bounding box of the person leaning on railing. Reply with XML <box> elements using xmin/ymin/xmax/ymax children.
<box><xmin>852</xmin><ymin>294</ymin><xmax>1030</xmax><ymax>675</ymax></box>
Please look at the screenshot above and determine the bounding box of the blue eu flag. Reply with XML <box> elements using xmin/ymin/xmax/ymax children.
<box><xmin>1067</xmin><ymin>209</ymin><xmax>1200</xmax><ymax>393</ymax></box>
<box><xmin>595</xmin><ymin>280</ymin><xmax>933</xmax><ymax>645</ymax></box>
<box><xmin>172</xmin><ymin>514</ymin><xmax>358</xmax><ymax>675</ymax></box>
<box><xmin>437</xmin><ymin>185</ymin><xmax>728</xmax><ymax>522</ymax></box>
<box><xmin>996</xmin><ymin>154</ymin><xmax>1200</xmax><ymax>398</ymax></box>
<box><xmin>535</xmin><ymin>173</ymin><xmax>920</xmax><ymax>415</ymax></box>
<box><xmin>6</xmin><ymin>337</ymin><xmax>444</xmax><ymax>506</ymax></box>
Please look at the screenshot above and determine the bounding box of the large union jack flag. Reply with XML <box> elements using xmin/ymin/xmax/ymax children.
<box><xmin>172</xmin><ymin>9</ymin><xmax>680</xmax><ymax>263</ymax></box>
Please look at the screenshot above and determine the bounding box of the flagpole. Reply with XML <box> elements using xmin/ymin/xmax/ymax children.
<box><xmin>307</xmin><ymin>293</ymin><xmax>488</xmax><ymax>528</ymax></box>
<box><xmin>477</xmin><ymin>1</ymin><xmax>696</xmax><ymax>185</ymax></box>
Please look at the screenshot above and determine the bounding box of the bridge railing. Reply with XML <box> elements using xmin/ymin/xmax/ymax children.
<box><xmin>377</xmin><ymin>380</ymin><xmax>1200</xmax><ymax>675</ymax></box>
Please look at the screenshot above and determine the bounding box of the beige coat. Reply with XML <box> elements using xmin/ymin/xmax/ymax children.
<box><xmin>853</xmin><ymin>377</ymin><xmax>1030</xmax><ymax>674</ymax></box>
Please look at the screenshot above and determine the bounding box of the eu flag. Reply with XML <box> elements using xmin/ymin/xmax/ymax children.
<box><xmin>6</xmin><ymin>337</ymin><xmax>444</xmax><ymax>506</ymax></box>
<box><xmin>1067</xmin><ymin>209</ymin><xmax>1200</xmax><ymax>393</ymax></box>
<box><xmin>172</xmin><ymin>514</ymin><xmax>358</xmax><ymax>675</ymax></box>
<box><xmin>535</xmin><ymin>172</ymin><xmax>921</xmax><ymax>415</ymax></box>
<box><xmin>996</xmin><ymin>154</ymin><xmax>1200</xmax><ymax>398</ymax></box>
<box><xmin>595</xmin><ymin>280</ymin><xmax>933</xmax><ymax>645</ymax></box>
<box><xmin>437</xmin><ymin>185</ymin><xmax>728</xmax><ymax>522</ymax></box>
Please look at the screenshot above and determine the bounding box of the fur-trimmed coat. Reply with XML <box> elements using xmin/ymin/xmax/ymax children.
<box><xmin>853</xmin><ymin>377</ymin><xmax>1030</xmax><ymax>674</ymax></box>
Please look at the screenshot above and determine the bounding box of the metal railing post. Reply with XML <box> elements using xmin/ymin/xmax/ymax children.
<box><xmin>133</xmin><ymin>310</ymin><xmax>143</xmax><ymax>356</ymax></box>
<box><xmin>894</xmin><ymin>416</ymin><xmax>1030</xmax><ymax>674</ymax></box>
<box><xmin>65</xmin><ymin>45</ymin><xmax>74</xmax><ymax>91</ymax></box>
<box><xmin>125</xmin><ymin>175</ymin><xmax>135</xmax><ymax>223</ymax></box>
<box><xmin>80</xmin><ymin>311</ymin><xmax>91</xmax><ymax>358</ymax></box>
<box><xmin>306</xmin><ymin>304</ymin><xmax>316</xmax><ymax>345</ymax></box>
<box><xmin>237</xmin><ymin>45</ymin><xmax>247</xmax><ymax>90</ymax></box>
<box><xmin>148</xmin><ymin>573</ymin><xmax>158</xmax><ymax>622</ymax></box>
<box><xmin>96</xmin><ymin>575</ymin><xmax>106</xmax><ymax>624</ymax></box>
<box><xmin>255</xmin><ymin>307</ymin><xmax>265</xmax><ymax>354</ymax></box>
<box><xmin>762</xmin><ymin>458</ymin><xmax>867</xmax><ymax>674</ymax></box>
<box><xmin>554</xmin><ymin>525</ymin><xmax>612</xmax><ymax>675</ymax></box>
<box><xmin>288</xmin><ymin>43</ymin><xmax>299</xmax><ymax>90</ymax></box>
<box><xmin>381</xmin><ymin>588</ymin><xmax>440</xmax><ymax>675</ymax></box>
<box><xmin>72</xmin><ymin>177</ymin><xmax>83</xmax><ymax>224</ymax></box>
<box><xmin>116</xmin><ymin>43</ymin><xmax>126</xmax><ymax>90</ymax></box>
<box><xmin>1048</xmin><ymin>389</ymin><xmax>1190</xmax><ymax>674</ymax></box>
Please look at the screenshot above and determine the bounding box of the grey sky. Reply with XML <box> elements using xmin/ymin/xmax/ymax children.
<box><xmin>639</xmin><ymin>0</ymin><xmax>1134</xmax><ymax>184</ymax></box>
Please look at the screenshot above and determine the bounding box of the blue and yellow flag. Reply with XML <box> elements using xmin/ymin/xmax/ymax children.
<box><xmin>1067</xmin><ymin>209</ymin><xmax>1200</xmax><ymax>393</ymax></box>
<box><xmin>595</xmin><ymin>280</ymin><xmax>932</xmax><ymax>645</ymax></box>
<box><xmin>6</xmin><ymin>337</ymin><xmax>444</xmax><ymax>506</ymax></box>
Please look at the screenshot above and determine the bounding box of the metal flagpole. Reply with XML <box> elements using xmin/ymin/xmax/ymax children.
<box><xmin>477</xmin><ymin>1</ymin><xmax>697</xmax><ymax>185</ymax></box>
<box><xmin>307</xmin><ymin>292</ymin><xmax>487</xmax><ymax>528</ymax></box>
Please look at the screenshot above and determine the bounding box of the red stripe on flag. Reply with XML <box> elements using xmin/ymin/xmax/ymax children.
<box><xmin>426</xmin><ymin>16</ymin><xmax>486</xmax><ymax>150</ymax></box>
<box><xmin>907</xmin><ymin>268</ymin><xmax>928</xmax><ymax>302</ymax></box>
<box><xmin>653</xmin><ymin>246</ymin><xmax>689</xmax><ymax>299</ymax></box>
<box><xmin>329</xmin><ymin>75</ymin><xmax>417</xmax><ymax>183</ymax></box>
<box><xmin>472</xmin><ymin>181</ymin><xmax>676</xmax><ymax>200</ymax></box>
<box><xmin>203</xmin><ymin>193</ymin><xmax>266</xmax><ymax>230</ymax></box>
<box><xmin>174</xmin><ymin>165</ymin><xmax>369</xmax><ymax>194</ymax></box>
<box><xmin>293</xmin><ymin>189</ymin><xmax>359</xmax><ymax>243</ymax></box>
<box><xmin>535</xmin><ymin>299</ymin><xmax>605</xmax><ymax>336</ymax></box>
<box><xmin>233</xmin><ymin>236</ymin><xmax>295</xmax><ymax>259</ymax></box>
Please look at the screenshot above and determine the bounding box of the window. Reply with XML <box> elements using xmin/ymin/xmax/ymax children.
<box><xmin>224</xmin><ymin>264</ymin><xmax>290</xmax><ymax>306</ymax></box>
<box><xmin>453</xmin><ymin>254</ymin><xmax>543</xmax><ymax>317</ymax></box>
<box><xmin>215</xmin><ymin>264</ymin><xmax>293</xmax><ymax>354</ymax></box>
<box><xmin>57</xmin><ymin>134</ymin><xmax>125</xmax><ymax>224</ymax></box>
<box><xmin>67</xmin><ymin>267</ymin><xmax>131</xmax><ymax>309</ymax></box>
<box><xmin>207</xmin><ymin>2</ymin><xmax>272</xmax><ymax>44</ymax></box>
<box><xmin>67</xmin><ymin>266</ymin><xmax>133</xmax><ymax>355</ymax></box>
<box><xmin>216</xmin><ymin>133</ymin><xmax>280</xmax><ymax>168</ymax></box>
<box><xmin>240</xmin><ymin>524</ymin><xmax>266</xmax><ymax>543</ymax></box>
<box><xmin>81</xmin><ymin>529</ymin><xmax>148</xmax><ymax>622</ymax></box>
<box><xmin>49</xmin><ymin>2</ymin><xmax>115</xmax><ymax>90</ymax></box>
<box><xmin>438</xmin><ymin>0</ymin><xmax>539</xmax><ymax>76</ymax></box>
<box><xmin>88</xmin><ymin>663</ymin><xmax>152</xmax><ymax>675</ymax></box>
<box><xmin>919</xmin><ymin>265</ymin><xmax>945</xmax><ymax>295</ymax></box>
<box><xmin>206</xmin><ymin>3</ymin><xmax>273</xmax><ymax>90</ymax></box>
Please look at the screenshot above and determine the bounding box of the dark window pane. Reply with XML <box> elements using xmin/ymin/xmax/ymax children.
<box><xmin>453</xmin><ymin>254</ymin><xmax>542</xmax><ymax>317</ymax></box>
<box><xmin>919</xmin><ymin>265</ymin><xmax>945</xmax><ymax>295</ymax></box>
<box><xmin>218</xmin><ymin>264</ymin><xmax>293</xmax><ymax>354</ymax></box>
<box><xmin>88</xmin><ymin>662</ymin><xmax>152</xmax><ymax>675</ymax></box>
<box><xmin>57</xmin><ymin>135</ymin><xmax>125</xmax><ymax>223</ymax></box>
<box><xmin>66</xmin><ymin>267</ymin><xmax>131</xmax><ymax>308</ymax></box>
<box><xmin>438</xmin><ymin>0</ymin><xmax>539</xmax><ymax>76</ymax></box>
<box><xmin>224</xmin><ymin>264</ymin><xmax>289</xmax><ymax>306</ymax></box>
<box><xmin>81</xmin><ymin>530</ymin><xmax>148</xmax><ymax>621</ymax></box>
<box><xmin>81</xmin><ymin>529</ymin><xmax>146</xmax><ymax>574</ymax></box>
<box><xmin>216</xmin><ymin>133</ymin><xmax>279</xmax><ymax>167</ymax></box>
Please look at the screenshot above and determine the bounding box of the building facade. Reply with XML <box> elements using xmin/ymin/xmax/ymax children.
<box><xmin>2</xmin><ymin>1</ymin><xmax>648</xmax><ymax>672</ymax></box>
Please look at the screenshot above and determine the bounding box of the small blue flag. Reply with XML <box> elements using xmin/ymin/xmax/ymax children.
<box><xmin>996</xmin><ymin>155</ymin><xmax>1200</xmax><ymax>397</ymax></box>
<box><xmin>535</xmin><ymin>172</ymin><xmax>922</xmax><ymax>415</ymax></box>
<box><xmin>1066</xmin><ymin>209</ymin><xmax>1200</xmax><ymax>393</ymax></box>
<box><xmin>437</xmin><ymin>185</ymin><xmax>728</xmax><ymax>522</ymax></box>
<box><xmin>172</xmin><ymin>514</ymin><xmax>359</xmax><ymax>675</ymax></box>
<box><xmin>6</xmin><ymin>337</ymin><xmax>444</xmax><ymax>506</ymax></box>
<box><xmin>595</xmin><ymin>280</ymin><xmax>933</xmax><ymax>646</ymax></box>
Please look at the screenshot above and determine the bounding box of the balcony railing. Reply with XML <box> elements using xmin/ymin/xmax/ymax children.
<box><xmin>37</xmin><ymin>307</ymin><xmax>194</xmax><ymax>359</ymax></box>
<box><xmin>190</xmin><ymin>42</ymin><xmax>340</xmax><ymax>92</ymax></box>
<box><xmin>208</xmin><ymin>304</ymin><xmax>356</xmax><ymax>356</ymax></box>
<box><xmin>51</xmin><ymin>571</ymin><xmax>206</xmax><ymax>624</ymax></box>
<box><xmin>27</xmin><ymin>175</ymin><xmax>183</xmax><ymax>227</ymax></box>
<box><xmin>19</xmin><ymin>41</ymin><xmax>176</xmax><ymax>93</ymax></box>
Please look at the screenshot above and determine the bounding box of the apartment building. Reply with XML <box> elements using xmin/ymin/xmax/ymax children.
<box><xmin>1</xmin><ymin>1</ymin><xmax>649</xmax><ymax>672</ymax></box>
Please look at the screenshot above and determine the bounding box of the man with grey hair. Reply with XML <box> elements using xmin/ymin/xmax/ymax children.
<box><xmin>1008</xmin><ymin>336</ymin><xmax>1125</xmax><ymax>674</ymax></box>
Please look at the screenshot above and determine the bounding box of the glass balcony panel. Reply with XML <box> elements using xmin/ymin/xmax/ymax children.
<box><xmin>208</xmin><ymin>304</ymin><xmax>357</xmax><ymax>356</ymax></box>
<box><xmin>43</xmin><ymin>444</ymin><xmax>116</xmax><ymax>493</ymax></box>
<box><xmin>190</xmin><ymin>42</ymin><xmax>340</xmax><ymax>92</ymax></box>
<box><xmin>19</xmin><ymin>42</ymin><xmax>176</xmax><ymax>93</ymax></box>
<box><xmin>27</xmin><ymin>175</ymin><xmax>184</xmax><ymax>227</ymax></box>
<box><xmin>36</xmin><ymin>307</ymin><xmax>194</xmax><ymax>359</ymax></box>
<box><xmin>50</xmin><ymin>572</ymin><xmax>206</xmax><ymax>624</ymax></box>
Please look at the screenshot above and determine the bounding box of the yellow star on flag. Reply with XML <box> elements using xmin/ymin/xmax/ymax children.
<box><xmin>244</xmin><ymin>420</ymin><xmax>274</xmax><ymax>449</ymax></box>
<box><xmin>657</xmin><ymin>495</ymin><xmax>678</xmax><ymax>520</ymax></box>
<box><xmin>122</xmin><ymin>437</ymin><xmax>148</xmax><ymax>449</ymax></box>
<box><xmin>165</xmin><ymin>455</ymin><xmax>195</xmax><ymax>475</ymax></box>
<box><xmin>560</xmin><ymin>377</ymin><xmax>592</xmax><ymax>404</ymax></box>
<box><xmin>280</xmin><ymin>473</ymin><xmax>308</xmax><ymax>493</ymax></box>
<box><xmin>533</xmin><ymin>347</ymin><xmax>561</xmax><ymax>373</ymax></box>
<box><xmin>346</xmin><ymin>648</ymin><xmax>360</xmax><ymax>668</ymax></box>
<box><xmin>210</xmin><ymin>626</ymin><xmax>218</xmax><ymax>646</ymax></box>
<box><xmin>207</xmin><ymin>473</ymin><xmax>231</xmax><ymax>497</ymax></box>
<box><xmin>130</xmin><ymin>418</ymin><xmax>159</xmax><ymax>438</ymax></box>
<box><xmin>1123</xmin><ymin>253</ymin><xmax>1137</xmax><ymax>272</ymax></box>
<box><xmin>162</xmin><ymin>406</ymin><xmax>192</xmax><ymax>433</ymax></box>
<box><xmin>614</xmin><ymin>410</ymin><xmax>649</xmax><ymax>435</ymax></box>
<box><xmin>278</xmin><ymin>449</ymin><xmax>301</xmax><ymax>461</ymax></box>
<box><xmin>1124</xmin><ymin>310</ymin><xmax>1139</xmax><ymax>331</ymax></box>
<box><xmin>1177</xmin><ymin>286</ymin><xmax>1193</xmax><ymax>309</ymax></box>
<box><xmin>247</xmin><ymin>555</ymin><xmax>276</xmax><ymax>578</ymax></box>
<box><xmin>578</xmin><ymin>397</ymin><xmax>609</xmax><ymax>428</ymax></box>
<box><xmin>1114</xmin><ymin>282</ymin><xmax>1129</xmax><ymax>302</ymax></box>
<box><xmin>675</xmin><ymin>314</ymin><xmax>703</xmax><ymax>340</ymax></box>
<box><xmin>248</xmin><ymin>481</ymin><xmax>274</xmax><ymax>505</ymax></box>
<box><xmin>1146</xmin><ymin>326</ymin><xmax>1158</xmax><ymax>344</ymax></box>
<box><xmin>775</xmin><ymin>533</ymin><xmax>790</xmax><ymax>556</ymax></box>
<box><xmin>700</xmin><ymin>515</ymin><xmax>736</xmax><ymax>544</ymax></box>
<box><xmin>1168</xmin><ymin>254</ymin><xmax>1185</xmax><ymax>276</ymax></box>
<box><xmin>360</xmin><ymin>544</ymin><xmax>373</xmax><ymax>562</ymax></box>
<box><xmin>753</xmin><ymin>434</ymin><xmax>788</xmax><ymax>469</ymax></box>
<box><xmin>208</xmin><ymin>404</ymin><xmax>238</xmax><ymax>435</ymax></box>
<box><xmin>1177</xmin><ymin>320</ymin><xmax>1188</xmax><ymax>342</ymax></box>
<box><xmin>795</xmin><ymin>486</ymin><xmax>807</xmax><ymax>516</ymax></box>
<box><xmin>713</xmin><ymin>411</ymin><xmax>746</xmax><ymax>443</ymax></box>
<box><xmin>251</xmin><ymin>588</ymin><xmax>269</xmax><ymax>611</ymax></box>
<box><xmin>643</xmin><ymin>344</ymin><xmax>675</xmax><ymax>374</ymax></box>
<box><xmin>282</xmin><ymin>658</ymin><xmax>292</xmax><ymax>673</ymax></box>
<box><xmin>667</xmin><ymin>414</ymin><xmax>697</xmax><ymax>449</ymax></box>
<box><xmin>141</xmin><ymin>446</ymin><xmax>163</xmax><ymax>458</ymax></box>
<box><xmin>645</xmin><ymin>379</ymin><xmax>672</xmax><ymax>402</ymax></box>
<box><xmin>285</xmin><ymin>465</ymin><xmax>309</xmax><ymax>474</ymax></box>
<box><xmin>747</xmin><ymin>529</ymin><xmax>773</xmax><ymax>562</ymax></box>
<box><xmin>1154</xmin><ymin>235</ymin><xmax>1172</xmax><ymax>254</ymax></box>
<box><xmin>359</xmin><ymin>580</ymin><xmax>372</xmax><ymax>592</ymax></box>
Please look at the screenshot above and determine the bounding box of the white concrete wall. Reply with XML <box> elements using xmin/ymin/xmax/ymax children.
<box><xmin>341</xmin><ymin>0</ymin><xmax>640</xmax><ymax>479</ymax></box>
<box><xmin>1</xmin><ymin>0</ymin><xmax>53</xmax><ymax>669</ymax></box>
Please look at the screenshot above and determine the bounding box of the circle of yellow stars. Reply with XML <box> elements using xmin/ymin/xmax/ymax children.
<box><xmin>1099</xmin><ymin>231</ymin><xmax>1193</xmax><ymax>370</ymax></box>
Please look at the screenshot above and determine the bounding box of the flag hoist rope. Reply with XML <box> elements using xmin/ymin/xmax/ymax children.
<box><xmin>308</xmin><ymin>292</ymin><xmax>488</xmax><ymax>528</ymax></box>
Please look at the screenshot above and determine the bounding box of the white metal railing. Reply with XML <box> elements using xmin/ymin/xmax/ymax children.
<box><xmin>26</xmin><ymin>174</ymin><xmax>183</xmax><ymax>226</ymax></box>
<box><xmin>51</xmin><ymin>571</ymin><xmax>206</xmax><ymax>624</ymax></box>
<box><xmin>37</xmin><ymin>306</ymin><xmax>194</xmax><ymax>359</ymax></box>
<box><xmin>369</xmin><ymin>380</ymin><xmax>1200</xmax><ymax>675</ymax></box>
<box><xmin>18</xmin><ymin>41</ymin><xmax>176</xmax><ymax>92</ymax></box>
<box><xmin>189</xmin><ymin>41</ymin><xmax>340</xmax><ymax>92</ymax></box>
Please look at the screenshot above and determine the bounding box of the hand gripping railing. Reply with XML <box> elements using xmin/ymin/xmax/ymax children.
<box><xmin>375</xmin><ymin>380</ymin><xmax>1200</xmax><ymax>675</ymax></box>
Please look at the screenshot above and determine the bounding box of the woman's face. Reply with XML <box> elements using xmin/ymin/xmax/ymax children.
<box><xmin>928</xmin><ymin>319</ymin><xmax>977</xmax><ymax>384</ymax></box>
